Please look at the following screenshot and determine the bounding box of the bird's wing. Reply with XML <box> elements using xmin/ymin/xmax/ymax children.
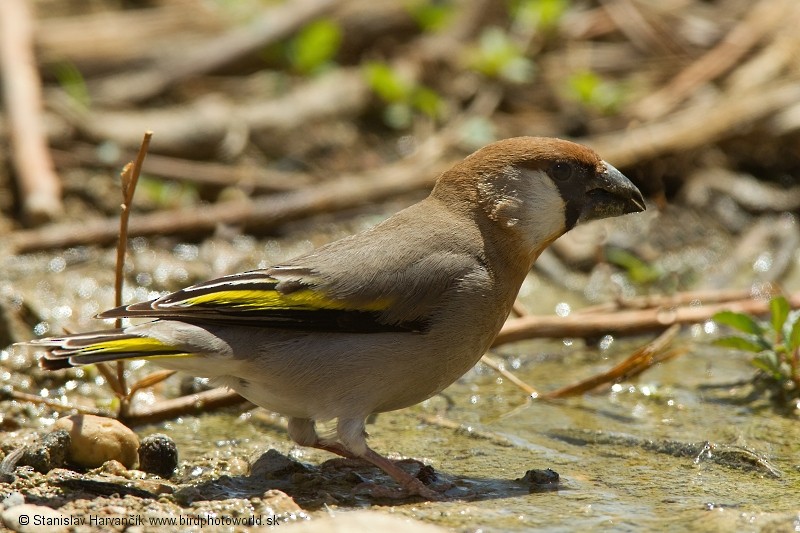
<box><xmin>97</xmin><ymin>265</ymin><xmax>435</xmax><ymax>334</ymax></box>
<box><xmin>99</xmin><ymin>200</ymin><xmax>483</xmax><ymax>334</ymax></box>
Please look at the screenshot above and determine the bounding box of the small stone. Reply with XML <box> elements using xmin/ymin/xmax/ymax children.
<box><xmin>21</xmin><ymin>429</ymin><xmax>70</xmax><ymax>473</ymax></box>
<box><xmin>53</xmin><ymin>415</ymin><xmax>139</xmax><ymax>469</ymax></box>
<box><xmin>2</xmin><ymin>503</ymin><xmax>71</xmax><ymax>533</ymax></box>
<box><xmin>519</xmin><ymin>467</ymin><xmax>560</xmax><ymax>492</ymax></box>
<box><xmin>250</xmin><ymin>449</ymin><xmax>309</xmax><ymax>479</ymax></box>
<box><xmin>138</xmin><ymin>434</ymin><xmax>178</xmax><ymax>478</ymax></box>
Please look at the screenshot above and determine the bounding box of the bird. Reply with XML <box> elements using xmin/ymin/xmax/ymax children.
<box><xmin>30</xmin><ymin>137</ymin><xmax>645</xmax><ymax>499</ymax></box>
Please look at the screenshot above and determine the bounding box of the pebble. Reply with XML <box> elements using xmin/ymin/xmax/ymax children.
<box><xmin>21</xmin><ymin>429</ymin><xmax>71</xmax><ymax>473</ymax></box>
<box><xmin>53</xmin><ymin>414</ymin><xmax>139</xmax><ymax>469</ymax></box>
<box><xmin>138</xmin><ymin>434</ymin><xmax>178</xmax><ymax>478</ymax></box>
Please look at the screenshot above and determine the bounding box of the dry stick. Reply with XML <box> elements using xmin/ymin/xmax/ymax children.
<box><xmin>9</xmin><ymin>133</ymin><xmax>455</xmax><ymax>253</ymax></box>
<box><xmin>632</xmin><ymin>0</ymin><xmax>791</xmax><ymax>121</ymax></box>
<box><xmin>588</xmin><ymin>79</ymin><xmax>800</xmax><ymax>168</ymax></box>
<box><xmin>5</xmin><ymin>389</ymin><xmax>110</xmax><ymax>417</ymax></box>
<box><xmin>0</xmin><ymin>0</ymin><xmax>62</xmax><ymax>222</ymax></box>
<box><xmin>91</xmin><ymin>0</ymin><xmax>339</xmax><ymax>104</ymax></box>
<box><xmin>51</xmin><ymin>145</ymin><xmax>311</xmax><ymax>193</ymax></box>
<box><xmin>598</xmin><ymin>0</ymin><xmax>683</xmax><ymax>56</ymax></box>
<box><xmin>541</xmin><ymin>324</ymin><xmax>683</xmax><ymax>399</ymax></box>
<box><xmin>480</xmin><ymin>354</ymin><xmax>539</xmax><ymax>397</ymax></box>
<box><xmin>575</xmin><ymin>288</ymin><xmax>758</xmax><ymax>315</ymax></box>
<box><xmin>108</xmin><ymin>132</ymin><xmax>151</xmax><ymax>416</ymax></box>
<box><xmin>127</xmin><ymin>370</ymin><xmax>177</xmax><ymax>397</ymax></box>
<box><xmin>122</xmin><ymin>388</ymin><xmax>253</xmax><ymax>426</ymax></box>
<box><xmin>493</xmin><ymin>291</ymin><xmax>800</xmax><ymax>347</ymax></box>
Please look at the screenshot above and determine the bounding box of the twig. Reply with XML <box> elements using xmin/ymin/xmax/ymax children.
<box><xmin>587</xmin><ymin>79</ymin><xmax>800</xmax><ymax>168</ymax></box>
<box><xmin>90</xmin><ymin>0</ymin><xmax>339</xmax><ymax>104</ymax></box>
<box><xmin>541</xmin><ymin>324</ymin><xmax>683</xmax><ymax>399</ymax></box>
<box><xmin>480</xmin><ymin>354</ymin><xmax>540</xmax><ymax>398</ymax></box>
<box><xmin>112</xmin><ymin>132</ymin><xmax>151</xmax><ymax>416</ymax></box>
<box><xmin>493</xmin><ymin>291</ymin><xmax>800</xmax><ymax>346</ymax></box>
<box><xmin>0</xmin><ymin>0</ymin><xmax>62</xmax><ymax>222</ymax></box>
<box><xmin>53</xmin><ymin>68</ymin><xmax>372</xmax><ymax>158</ymax></box>
<box><xmin>127</xmin><ymin>370</ymin><xmax>176</xmax><ymax>397</ymax></box>
<box><xmin>51</xmin><ymin>144</ymin><xmax>311</xmax><ymax>193</ymax></box>
<box><xmin>576</xmin><ymin>288</ymin><xmax>760</xmax><ymax>314</ymax></box>
<box><xmin>121</xmin><ymin>388</ymin><xmax>251</xmax><ymax>426</ymax></box>
<box><xmin>2</xmin><ymin>389</ymin><xmax>110</xmax><ymax>417</ymax></box>
<box><xmin>632</xmin><ymin>0</ymin><xmax>791</xmax><ymax>120</ymax></box>
<box><xmin>9</xmin><ymin>131</ymin><xmax>456</xmax><ymax>253</ymax></box>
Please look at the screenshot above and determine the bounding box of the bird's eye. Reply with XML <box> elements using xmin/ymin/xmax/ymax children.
<box><xmin>550</xmin><ymin>162</ymin><xmax>573</xmax><ymax>181</ymax></box>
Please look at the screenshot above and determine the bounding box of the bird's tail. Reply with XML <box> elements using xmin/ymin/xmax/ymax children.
<box><xmin>28</xmin><ymin>329</ymin><xmax>188</xmax><ymax>370</ymax></box>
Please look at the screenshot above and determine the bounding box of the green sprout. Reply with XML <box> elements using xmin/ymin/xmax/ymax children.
<box><xmin>605</xmin><ymin>248</ymin><xmax>662</xmax><ymax>286</ymax></box>
<box><xmin>363</xmin><ymin>62</ymin><xmax>443</xmax><ymax>129</ymax></box>
<box><xmin>465</xmin><ymin>26</ymin><xmax>535</xmax><ymax>83</ymax></box>
<box><xmin>409</xmin><ymin>0</ymin><xmax>455</xmax><ymax>32</ymax></box>
<box><xmin>713</xmin><ymin>296</ymin><xmax>800</xmax><ymax>394</ymax></box>
<box><xmin>510</xmin><ymin>0</ymin><xmax>569</xmax><ymax>31</ymax></box>
<box><xmin>287</xmin><ymin>19</ymin><xmax>342</xmax><ymax>75</ymax></box>
<box><xmin>52</xmin><ymin>62</ymin><xmax>91</xmax><ymax>110</ymax></box>
<box><xmin>567</xmin><ymin>70</ymin><xmax>627</xmax><ymax>115</ymax></box>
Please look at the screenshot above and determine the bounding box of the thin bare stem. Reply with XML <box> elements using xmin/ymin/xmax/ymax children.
<box><xmin>114</xmin><ymin>131</ymin><xmax>152</xmax><ymax>415</ymax></box>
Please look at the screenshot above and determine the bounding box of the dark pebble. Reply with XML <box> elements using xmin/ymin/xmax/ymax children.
<box><xmin>21</xmin><ymin>429</ymin><xmax>71</xmax><ymax>473</ymax></box>
<box><xmin>138</xmin><ymin>433</ymin><xmax>178</xmax><ymax>478</ymax></box>
<box><xmin>519</xmin><ymin>468</ymin><xmax>560</xmax><ymax>491</ymax></box>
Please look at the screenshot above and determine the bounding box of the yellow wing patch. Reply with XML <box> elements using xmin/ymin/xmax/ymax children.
<box><xmin>182</xmin><ymin>288</ymin><xmax>392</xmax><ymax>312</ymax></box>
<box><xmin>82</xmin><ymin>337</ymin><xmax>173</xmax><ymax>354</ymax></box>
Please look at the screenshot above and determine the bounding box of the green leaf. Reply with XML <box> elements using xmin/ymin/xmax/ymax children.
<box><xmin>566</xmin><ymin>70</ymin><xmax>626</xmax><ymax>114</ymax></box>
<box><xmin>713</xmin><ymin>336</ymin><xmax>767</xmax><ymax>353</ymax></box>
<box><xmin>788</xmin><ymin>315</ymin><xmax>800</xmax><ymax>351</ymax></box>
<box><xmin>466</xmin><ymin>27</ymin><xmax>534</xmax><ymax>82</ymax></box>
<box><xmin>289</xmin><ymin>19</ymin><xmax>342</xmax><ymax>74</ymax></box>
<box><xmin>53</xmin><ymin>62</ymin><xmax>91</xmax><ymax>109</ymax></box>
<box><xmin>712</xmin><ymin>311</ymin><xmax>764</xmax><ymax>336</ymax></box>
<box><xmin>751</xmin><ymin>351</ymin><xmax>786</xmax><ymax>380</ymax></box>
<box><xmin>411</xmin><ymin>86</ymin><xmax>442</xmax><ymax>118</ymax></box>
<box><xmin>512</xmin><ymin>0</ymin><xmax>569</xmax><ymax>30</ymax></box>
<box><xmin>364</xmin><ymin>62</ymin><xmax>411</xmax><ymax>103</ymax></box>
<box><xmin>604</xmin><ymin>247</ymin><xmax>661</xmax><ymax>284</ymax></box>
<box><xmin>410</xmin><ymin>1</ymin><xmax>454</xmax><ymax>31</ymax></box>
<box><xmin>769</xmin><ymin>296</ymin><xmax>790</xmax><ymax>335</ymax></box>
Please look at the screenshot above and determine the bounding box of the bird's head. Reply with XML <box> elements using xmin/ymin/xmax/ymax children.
<box><xmin>432</xmin><ymin>136</ymin><xmax>645</xmax><ymax>259</ymax></box>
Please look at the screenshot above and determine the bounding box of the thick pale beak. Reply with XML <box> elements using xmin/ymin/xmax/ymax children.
<box><xmin>579</xmin><ymin>162</ymin><xmax>646</xmax><ymax>223</ymax></box>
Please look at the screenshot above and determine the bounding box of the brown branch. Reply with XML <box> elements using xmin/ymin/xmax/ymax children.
<box><xmin>493</xmin><ymin>291</ymin><xmax>800</xmax><ymax>346</ymax></box>
<box><xmin>576</xmin><ymin>288</ymin><xmax>758</xmax><ymax>315</ymax></box>
<box><xmin>480</xmin><ymin>354</ymin><xmax>539</xmax><ymax>397</ymax></box>
<box><xmin>9</xmin><ymin>132</ymin><xmax>455</xmax><ymax>253</ymax></box>
<box><xmin>632</xmin><ymin>0</ymin><xmax>792</xmax><ymax>120</ymax></box>
<box><xmin>90</xmin><ymin>0</ymin><xmax>340</xmax><ymax>104</ymax></box>
<box><xmin>541</xmin><ymin>325</ymin><xmax>683</xmax><ymax>399</ymax></box>
<box><xmin>121</xmin><ymin>388</ymin><xmax>251</xmax><ymax>427</ymax></box>
<box><xmin>587</xmin><ymin>79</ymin><xmax>800</xmax><ymax>168</ymax></box>
<box><xmin>3</xmin><ymin>389</ymin><xmax>110</xmax><ymax>417</ymax></box>
<box><xmin>51</xmin><ymin>144</ymin><xmax>311</xmax><ymax>193</ymax></box>
<box><xmin>0</xmin><ymin>0</ymin><xmax>62</xmax><ymax>223</ymax></box>
<box><xmin>54</xmin><ymin>68</ymin><xmax>370</xmax><ymax>158</ymax></box>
